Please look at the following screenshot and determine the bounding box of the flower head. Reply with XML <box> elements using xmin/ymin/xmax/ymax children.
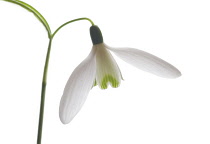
<box><xmin>59</xmin><ymin>25</ymin><xmax>181</xmax><ymax>124</ymax></box>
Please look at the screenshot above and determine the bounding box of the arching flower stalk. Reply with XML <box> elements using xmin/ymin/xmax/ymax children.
<box><xmin>59</xmin><ymin>25</ymin><xmax>181</xmax><ymax>124</ymax></box>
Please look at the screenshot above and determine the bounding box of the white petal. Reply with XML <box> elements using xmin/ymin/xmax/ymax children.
<box><xmin>59</xmin><ymin>48</ymin><xmax>96</xmax><ymax>124</ymax></box>
<box><xmin>94</xmin><ymin>43</ymin><xmax>122</xmax><ymax>89</ymax></box>
<box><xmin>107</xmin><ymin>46</ymin><xmax>181</xmax><ymax>78</ymax></box>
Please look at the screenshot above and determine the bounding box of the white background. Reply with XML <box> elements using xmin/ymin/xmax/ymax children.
<box><xmin>0</xmin><ymin>0</ymin><xmax>210</xmax><ymax>144</ymax></box>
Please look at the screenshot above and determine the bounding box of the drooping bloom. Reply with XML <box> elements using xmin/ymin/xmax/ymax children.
<box><xmin>59</xmin><ymin>25</ymin><xmax>181</xmax><ymax>124</ymax></box>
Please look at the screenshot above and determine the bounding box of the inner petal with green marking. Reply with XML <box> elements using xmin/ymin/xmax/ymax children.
<box><xmin>101</xmin><ymin>74</ymin><xmax>120</xmax><ymax>89</ymax></box>
<box><xmin>94</xmin><ymin>43</ymin><xmax>122</xmax><ymax>89</ymax></box>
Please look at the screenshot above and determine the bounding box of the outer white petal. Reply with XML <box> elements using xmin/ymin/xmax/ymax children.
<box><xmin>94</xmin><ymin>43</ymin><xmax>122</xmax><ymax>89</ymax></box>
<box><xmin>107</xmin><ymin>46</ymin><xmax>181</xmax><ymax>78</ymax></box>
<box><xmin>59</xmin><ymin>48</ymin><xmax>96</xmax><ymax>124</ymax></box>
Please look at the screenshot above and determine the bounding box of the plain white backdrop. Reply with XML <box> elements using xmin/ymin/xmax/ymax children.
<box><xmin>0</xmin><ymin>0</ymin><xmax>210</xmax><ymax>144</ymax></box>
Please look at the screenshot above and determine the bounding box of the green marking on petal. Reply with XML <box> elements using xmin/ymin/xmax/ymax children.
<box><xmin>93</xmin><ymin>80</ymin><xmax>97</xmax><ymax>86</ymax></box>
<box><xmin>100</xmin><ymin>75</ymin><xmax>119</xmax><ymax>89</ymax></box>
<box><xmin>92</xmin><ymin>79</ymin><xmax>97</xmax><ymax>88</ymax></box>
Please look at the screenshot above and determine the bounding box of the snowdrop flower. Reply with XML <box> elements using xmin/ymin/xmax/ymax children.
<box><xmin>59</xmin><ymin>25</ymin><xmax>181</xmax><ymax>124</ymax></box>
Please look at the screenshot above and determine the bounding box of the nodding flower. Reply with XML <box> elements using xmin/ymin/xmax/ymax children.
<box><xmin>59</xmin><ymin>25</ymin><xmax>181</xmax><ymax>124</ymax></box>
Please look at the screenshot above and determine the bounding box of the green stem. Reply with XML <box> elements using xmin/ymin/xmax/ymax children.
<box><xmin>37</xmin><ymin>38</ymin><xmax>52</xmax><ymax>144</ymax></box>
<box><xmin>37</xmin><ymin>17</ymin><xmax>94</xmax><ymax>144</ymax></box>
<box><xmin>51</xmin><ymin>17</ymin><xmax>94</xmax><ymax>39</ymax></box>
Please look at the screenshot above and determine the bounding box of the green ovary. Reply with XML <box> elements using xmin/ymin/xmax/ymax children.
<box><xmin>100</xmin><ymin>75</ymin><xmax>119</xmax><ymax>89</ymax></box>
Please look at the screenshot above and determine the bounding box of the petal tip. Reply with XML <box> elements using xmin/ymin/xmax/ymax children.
<box><xmin>59</xmin><ymin>112</ymin><xmax>69</xmax><ymax>125</ymax></box>
<box><xmin>166</xmin><ymin>69</ymin><xmax>182</xmax><ymax>79</ymax></box>
<box><xmin>59</xmin><ymin>111</ymin><xmax>74</xmax><ymax>125</ymax></box>
<box><xmin>174</xmin><ymin>70</ymin><xmax>182</xmax><ymax>78</ymax></box>
<box><xmin>60</xmin><ymin>120</ymin><xmax>69</xmax><ymax>125</ymax></box>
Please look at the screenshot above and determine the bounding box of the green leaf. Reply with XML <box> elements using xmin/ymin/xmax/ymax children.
<box><xmin>2</xmin><ymin>0</ymin><xmax>51</xmax><ymax>38</ymax></box>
